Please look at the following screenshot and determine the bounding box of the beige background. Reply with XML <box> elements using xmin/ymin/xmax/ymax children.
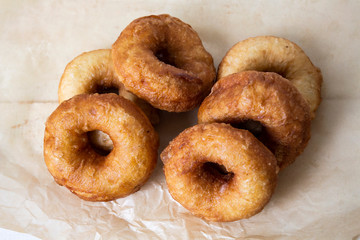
<box><xmin>1</xmin><ymin>0</ymin><xmax>360</xmax><ymax>239</ymax></box>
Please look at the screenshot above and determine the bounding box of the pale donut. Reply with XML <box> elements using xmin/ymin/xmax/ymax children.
<box><xmin>58</xmin><ymin>49</ymin><xmax>159</xmax><ymax>124</ymax></box>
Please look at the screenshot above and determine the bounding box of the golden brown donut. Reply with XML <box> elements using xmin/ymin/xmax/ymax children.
<box><xmin>44</xmin><ymin>93</ymin><xmax>159</xmax><ymax>201</ymax></box>
<box><xmin>112</xmin><ymin>14</ymin><xmax>216</xmax><ymax>112</ymax></box>
<box><xmin>58</xmin><ymin>49</ymin><xmax>159</xmax><ymax>125</ymax></box>
<box><xmin>161</xmin><ymin>123</ymin><xmax>277</xmax><ymax>222</ymax></box>
<box><xmin>198</xmin><ymin>71</ymin><xmax>311</xmax><ymax>169</ymax></box>
<box><xmin>217</xmin><ymin>36</ymin><xmax>322</xmax><ymax>118</ymax></box>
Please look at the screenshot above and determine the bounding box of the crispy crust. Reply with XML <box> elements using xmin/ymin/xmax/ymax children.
<box><xmin>112</xmin><ymin>14</ymin><xmax>216</xmax><ymax>112</ymax></box>
<box><xmin>161</xmin><ymin>123</ymin><xmax>277</xmax><ymax>222</ymax></box>
<box><xmin>44</xmin><ymin>93</ymin><xmax>159</xmax><ymax>201</ymax></box>
<box><xmin>217</xmin><ymin>36</ymin><xmax>322</xmax><ymax>118</ymax></box>
<box><xmin>198</xmin><ymin>71</ymin><xmax>311</xmax><ymax>169</ymax></box>
<box><xmin>58</xmin><ymin>49</ymin><xmax>159</xmax><ymax>125</ymax></box>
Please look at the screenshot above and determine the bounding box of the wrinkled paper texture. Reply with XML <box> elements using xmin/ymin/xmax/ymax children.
<box><xmin>1</xmin><ymin>0</ymin><xmax>360</xmax><ymax>239</ymax></box>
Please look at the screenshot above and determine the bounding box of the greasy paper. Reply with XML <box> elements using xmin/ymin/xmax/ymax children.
<box><xmin>1</xmin><ymin>0</ymin><xmax>360</xmax><ymax>239</ymax></box>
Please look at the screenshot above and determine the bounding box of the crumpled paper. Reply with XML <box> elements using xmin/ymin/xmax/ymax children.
<box><xmin>1</xmin><ymin>0</ymin><xmax>360</xmax><ymax>239</ymax></box>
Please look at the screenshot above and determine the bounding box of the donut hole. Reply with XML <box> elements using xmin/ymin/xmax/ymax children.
<box><xmin>95</xmin><ymin>84</ymin><xmax>119</xmax><ymax>95</ymax></box>
<box><xmin>265</xmin><ymin>70</ymin><xmax>287</xmax><ymax>79</ymax></box>
<box><xmin>87</xmin><ymin>130</ymin><xmax>113</xmax><ymax>156</ymax></box>
<box><xmin>230</xmin><ymin>120</ymin><xmax>264</xmax><ymax>139</ymax></box>
<box><xmin>154</xmin><ymin>47</ymin><xmax>178</xmax><ymax>68</ymax></box>
<box><xmin>229</xmin><ymin>120</ymin><xmax>275</xmax><ymax>156</ymax></box>
<box><xmin>199</xmin><ymin>162</ymin><xmax>234</xmax><ymax>185</ymax></box>
<box><xmin>255</xmin><ymin>66</ymin><xmax>288</xmax><ymax>79</ymax></box>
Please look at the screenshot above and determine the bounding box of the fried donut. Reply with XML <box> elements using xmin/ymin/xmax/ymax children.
<box><xmin>161</xmin><ymin>123</ymin><xmax>277</xmax><ymax>222</ymax></box>
<box><xmin>58</xmin><ymin>49</ymin><xmax>159</xmax><ymax>125</ymax></box>
<box><xmin>112</xmin><ymin>14</ymin><xmax>216</xmax><ymax>112</ymax></box>
<box><xmin>44</xmin><ymin>93</ymin><xmax>159</xmax><ymax>201</ymax></box>
<box><xmin>198</xmin><ymin>71</ymin><xmax>311</xmax><ymax>169</ymax></box>
<box><xmin>217</xmin><ymin>36</ymin><xmax>322</xmax><ymax>118</ymax></box>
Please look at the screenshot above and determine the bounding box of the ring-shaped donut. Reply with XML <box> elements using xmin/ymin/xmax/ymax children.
<box><xmin>44</xmin><ymin>93</ymin><xmax>159</xmax><ymax>201</ymax></box>
<box><xmin>112</xmin><ymin>14</ymin><xmax>216</xmax><ymax>112</ymax></box>
<box><xmin>161</xmin><ymin>123</ymin><xmax>277</xmax><ymax>222</ymax></box>
<box><xmin>217</xmin><ymin>36</ymin><xmax>322</xmax><ymax>118</ymax></box>
<box><xmin>198</xmin><ymin>71</ymin><xmax>311</xmax><ymax>169</ymax></box>
<box><xmin>58</xmin><ymin>49</ymin><xmax>159</xmax><ymax>125</ymax></box>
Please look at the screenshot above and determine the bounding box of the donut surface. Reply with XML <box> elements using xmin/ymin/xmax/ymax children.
<box><xmin>44</xmin><ymin>93</ymin><xmax>159</xmax><ymax>201</ymax></box>
<box><xmin>58</xmin><ymin>49</ymin><xmax>159</xmax><ymax>125</ymax></box>
<box><xmin>112</xmin><ymin>14</ymin><xmax>216</xmax><ymax>112</ymax></box>
<box><xmin>198</xmin><ymin>71</ymin><xmax>311</xmax><ymax>169</ymax></box>
<box><xmin>217</xmin><ymin>36</ymin><xmax>322</xmax><ymax>118</ymax></box>
<box><xmin>161</xmin><ymin>123</ymin><xmax>277</xmax><ymax>222</ymax></box>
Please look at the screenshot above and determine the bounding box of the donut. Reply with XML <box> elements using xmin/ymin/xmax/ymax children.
<box><xmin>217</xmin><ymin>36</ymin><xmax>322</xmax><ymax>118</ymax></box>
<box><xmin>44</xmin><ymin>93</ymin><xmax>159</xmax><ymax>201</ymax></box>
<box><xmin>198</xmin><ymin>71</ymin><xmax>311</xmax><ymax>170</ymax></box>
<box><xmin>58</xmin><ymin>49</ymin><xmax>159</xmax><ymax>125</ymax></box>
<box><xmin>112</xmin><ymin>14</ymin><xmax>216</xmax><ymax>112</ymax></box>
<box><xmin>160</xmin><ymin>123</ymin><xmax>277</xmax><ymax>222</ymax></box>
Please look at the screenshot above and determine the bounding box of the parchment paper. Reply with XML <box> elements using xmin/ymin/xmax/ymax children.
<box><xmin>1</xmin><ymin>0</ymin><xmax>360</xmax><ymax>239</ymax></box>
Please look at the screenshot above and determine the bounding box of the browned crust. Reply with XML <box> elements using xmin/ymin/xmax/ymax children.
<box><xmin>44</xmin><ymin>93</ymin><xmax>159</xmax><ymax>201</ymax></box>
<box><xmin>112</xmin><ymin>14</ymin><xmax>216</xmax><ymax>112</ymax></box>
<box><xmin>198</xmin><ymin>71</ymin><xmax>311</xmax><ymax>169</ymax></box>
<box><xmin>161</xmin><ymin>123</ymin><xmax>277</xmax><ymax>222</ymax></box>
<box><xmin>217</xmin><ymin>36</ymin><xmax>322</xmax><ymax>118</ymax></box>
